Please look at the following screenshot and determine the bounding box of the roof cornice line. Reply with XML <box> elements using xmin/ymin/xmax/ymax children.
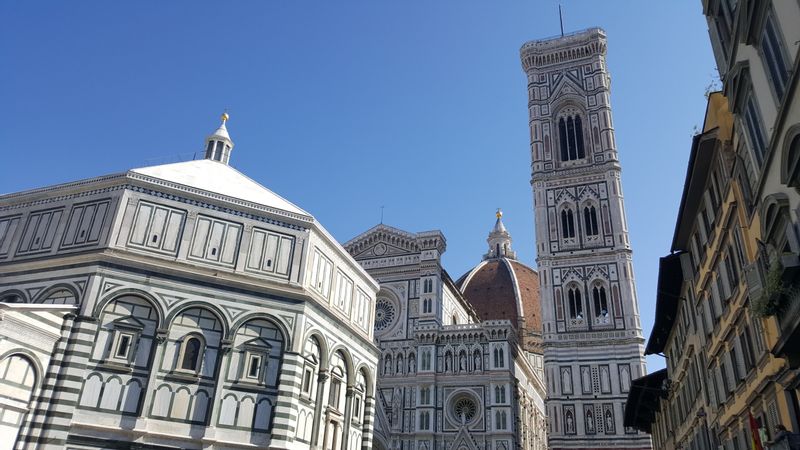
<box><xmin>124</xmin><ymin>171</ymin><xmax>315</xmax><ymax>224</ymax></box>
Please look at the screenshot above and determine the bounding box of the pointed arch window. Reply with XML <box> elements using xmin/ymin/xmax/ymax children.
<box><xmin>584</xmin><ymin>206</ymin><xmax>599</xmax><ymax>236</ymax></box>
<box><xmin>567</xmin><ymin>286</ymin><xmax>583</xmax><ymax>319</ymax></box>
<box><xmin>495</xmin><ymin>385</ymin><xmax>506</xmax><ymax>403</ymax></box>
<box><xmin>493</xmin><ymin>345</ymin><xmax>505</xmax><ymax>368</ymax></box>
<box><xmin>593</xmin><ymin>285</ymin><xmax>609</xmax><ymax>317</ymax></box>
<box><xmin>561</xmin><ymin>209</ymin><xmax>576</xmax><ymax>239</ymax></box>
<box><xmin>559</xmin><ymin>114</ymin><xmax>586</xmax><ymax>161</ymax></box>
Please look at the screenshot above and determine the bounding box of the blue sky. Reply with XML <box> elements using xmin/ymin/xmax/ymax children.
<box><xmin>0</xmin><ymin>1</ymin><xmax>717</xmax><ymax>371</ymax></box>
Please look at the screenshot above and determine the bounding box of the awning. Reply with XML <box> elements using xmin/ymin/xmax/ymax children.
<box><xmin>645</xmin><ymin>253</ymin><xmax>684</xmax><ymax>355</ymax></box>
<box><xmin>624</xmin><ymin>368</ymin><xmax>668</xmax><ymax>433</ymax></box>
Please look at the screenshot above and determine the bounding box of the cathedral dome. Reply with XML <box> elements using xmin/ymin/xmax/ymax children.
<box><xmin>456</xmin><ymin>211</ymin><xmax>542</xmax><ymax>351</ymax></box>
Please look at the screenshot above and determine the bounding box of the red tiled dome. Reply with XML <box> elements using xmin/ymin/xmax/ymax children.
<box><xmin>456</xmin><ymin>258</ymin><xmax>542</xmax><ymax>352</ymax></box>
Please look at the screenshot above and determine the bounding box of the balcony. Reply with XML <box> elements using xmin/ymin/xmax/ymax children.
<box><xmin>592</xmin><ymin>315</ymin><xmax>612</xmax><ymax>328</ymax></box>
<box><xmin>748</xmin><ymin>251</ymin><xmax>800</xmax><ymax>368</ymax></box>
<box><xmin>772</xmin><ymin>253</ymin><xmax>800</xmax><ymax>368</ymax></box>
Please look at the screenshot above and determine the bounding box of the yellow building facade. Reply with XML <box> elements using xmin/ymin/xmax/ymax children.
<box><xmin>626</xmin><ymin>91</ymin><xmax>799</xmax><ymax>449</ymax></box>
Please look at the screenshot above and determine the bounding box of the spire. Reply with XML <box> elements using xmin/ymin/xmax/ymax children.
<box><xmin>204</xmin><ymin>112</ymin><xmax>234</xmax><ymax>165</ymax></box>
<box><xmin>484</xmin><ymin>209</ymin><xmax>516</xmax><ymax>260</ymax></box>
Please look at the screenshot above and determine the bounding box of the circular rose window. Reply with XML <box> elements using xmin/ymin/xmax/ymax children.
<box><xmin>374</xmin><ymin>298</ymin><xmax>395</xmax><ymax>331</ymax></box>
<box><xmin>451</xmin><ymin>394</ymin><xmax>478</xmax><ymax>425</ymax></box>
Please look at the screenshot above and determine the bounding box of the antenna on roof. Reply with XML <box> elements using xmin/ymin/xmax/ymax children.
<box><xmin>380</xmin><ymin>206</ymin><xmax>385</xmax><ymax>224</ymax></box>
<box><xmin>559</xmin><ymin>4</ymin><xmax>565</xmax><ymax>37</ymax></box>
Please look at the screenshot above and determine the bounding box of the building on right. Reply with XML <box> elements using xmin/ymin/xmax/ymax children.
<box><xmin>625</xmin><ymin>0</ymin><xmax>800</xmax><ymax>447</ymax></box>
<box><xmin>625</xmin><ymin>91</ymin><xmax>796</xmax><ymax>450</ymax></box>
<box><xmin>701</xmin><ymin>0</ymin><xmax>800</xmax><ymax>366</ymax></box>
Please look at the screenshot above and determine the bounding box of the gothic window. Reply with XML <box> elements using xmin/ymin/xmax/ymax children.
<box><xmin>558</xmin><ymin>114</ymin><xmax>586</xmax><ymax>161</ymax></box>
<box><xmin>760</xmin><ymin>9</ymin><xmax>790</xmax><ymax>100</ymax></box>
<box><xmin>420</xmin><ymin>349</ymin><xmax>432</xmax><ymax>371</ymax></box>
<box><xmin>179</xmin><ymin>335</ymin><xmax>204</xmax><ymax>372</ymax></box>
<box><xmin>423</xmin><ymin>279</ymin><xmax>433</xmax><ymax>293</ymax></box>
<box><xmin>420</xmin><ymin>386</ymin><xmax>432</xmax><ymax>405</ymax></box>
<box><xmin>419</xmin><ymin>411</ymin><xmax>430</xmax><ymax>430</ymax></box>
<box><xmin>495</xmin><ymin>410</ymin><xmax>508</xmax><ymax>430</ymax></box>
<box><xmin>592</xmin><ymin>285</ymin><xmax>609</xmax><ymax>317</ymax></box>
<box><xmin>567</xmin><ymin>286</ymin><xmax>583</xmax><ymax>319</ymax></box>
<box><xmin>584</xmin><ymin>206</ymin><xmax>599</xmax><ymax>236</ymax></box>
<box><xmin>561</xmin><ymin>209</ymin><xmax>576</xmax><ymax>238</ymax></box>
<box><xmin>495</xmin><ymin>385</ymin><xmax>506</xmax><ymax>403</ymax></box>
<box><xmin>493</xmin><ymin>345</ymin><xmax>505</xmax><ymax>368</ymax></box>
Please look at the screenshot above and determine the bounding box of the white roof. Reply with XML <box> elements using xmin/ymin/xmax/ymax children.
<box><xmin>130</xmin><ymin>159</ymin><xmax>309</xmax><ymax>216</ymax></box>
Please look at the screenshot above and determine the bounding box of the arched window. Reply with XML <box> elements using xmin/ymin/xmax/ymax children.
<box><xmin>495</xmin><ymin>385</ymin><xmax>506</xmax><ymax>403</ymax></box>
<box><xmin>561</xmin><ymin>209</ymin><xmax>576</xmax><ymax>238</ymax></box>
<box><xmin>584</xmin><ymin>206</ymin><xmax>599</xmax><ymax>236</ymax></box>
<box><xmin>559</xmin><ymin>114</ymin><xmax>586</xmax><ymax>161</ymax></box>
<box><xmin>353</xmin><ymin>370</ymin><xmax>366</xmax><ymax>423</ymax></box>
<box><xmin>328</xmin><ymin>351</ymin><xmax>347</xmax><ymax>412</ymax></box>
<box><xmin>559</xmin><ymin>117</ymin><xmax>569</xmax><ymax>161</ymax></box>
<box><xmin>452</xmin><ymin>315</ymin><xmax>458</xmax><ymax>325</ymax></box>
<box><xmin>301</xmin><ymin>336</ymin><xmax>321</xmax><ymax>397</ymax></box>
<box><xmin>761</xmin><ymin>194</ymin><xmax>796</xmax><ymax>263</ymax></box>
<box><xmin>421</xmin><ymin>349</ymin><xmax>432</xmax><ymax>371</ymax></box>
<box><xmin>493</xmin><ymin>346</ymin><xmax>505</xmax><ymax>368</ymax></box>
<box><xmin>180</xmin><ymin>336</ymin><xmax>203</xmax><ymax>371</ymax></box>
<box><xmin>41</xmin><ymin>288</ymin><xmax>77</xmax><ymax>305</ymax></box>
<box><xmin>0</xmin><ymin>293</ymin><xmax>23</xmax><ymax>303</ymax></box>
<box><xmin>593</xmin><ymin>285</ymin><xmax>609</xmax><ymax>317</ymax></box>
<box><xmin>495</xmin><ymin>410</ymin><xmax>508</xmax><ymax>430</ymax></box>
<box><xmin>567</xmin><ymin>286</ymin><xmax>583</xmax><ymax>319</ymax></box>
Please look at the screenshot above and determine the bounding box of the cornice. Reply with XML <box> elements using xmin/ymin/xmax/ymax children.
<box><xmin>520</xmin><ymin>28</ymin><xmax>607</xmax><ymax>72</ymax></box>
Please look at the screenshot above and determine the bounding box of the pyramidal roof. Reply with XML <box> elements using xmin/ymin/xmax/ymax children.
<box><xmin>130</xmin><ymin>159</ymin><xmax>309</xmax><ymax>217</ymax></box>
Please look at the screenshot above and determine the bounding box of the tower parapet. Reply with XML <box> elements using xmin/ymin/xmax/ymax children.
<box><xmin>520</xmin><ymin>27</ymin><xmax>607</xmax><ymax>72</ymax></box>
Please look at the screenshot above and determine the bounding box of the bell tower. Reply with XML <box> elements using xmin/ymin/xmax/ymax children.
<box><xmin>520</xmin><ymin>28</ymin><xmax>650</xmax><ymax>450</ymax></box>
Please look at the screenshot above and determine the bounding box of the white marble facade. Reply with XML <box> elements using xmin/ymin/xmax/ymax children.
<box><xmin>345</xmin><ymin>224</ymin><xmax>547</xmax><ymax>450</ymax></box>
<box><xmin>520</xmin><ymin>28</ymin><xmax>651</xmax><ymax>450</ymax></box>
<box><xmin>0</xmin><ymin>118</ymin><xmax>379</xmax><ymax>450</ymax></box>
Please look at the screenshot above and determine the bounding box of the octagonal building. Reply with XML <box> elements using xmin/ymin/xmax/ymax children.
<box><xmin>0</xmin><ymin>116</ymin><xmax>379</xmax><ymax>450</ymax></box>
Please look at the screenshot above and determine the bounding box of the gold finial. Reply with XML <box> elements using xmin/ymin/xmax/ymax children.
<box><xmin>496</xmin><ymin>208</ymin><xmax>503</xmax><ymax>219</ymax></box>
<box><xmin>221</xmin><ymin>112</ymin><xmax>229</xmax><ymax>124</ymax></box>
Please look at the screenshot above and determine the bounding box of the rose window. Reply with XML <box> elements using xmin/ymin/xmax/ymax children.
<box><xmin>374</xmin><ymin>299</ymin><xmax>395</xmax><ymax>331</ymax></box>
<box><xmin>452</xmin><ymin>396</ymin><xmax>478</xmax><ymax>424</ymax></box>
